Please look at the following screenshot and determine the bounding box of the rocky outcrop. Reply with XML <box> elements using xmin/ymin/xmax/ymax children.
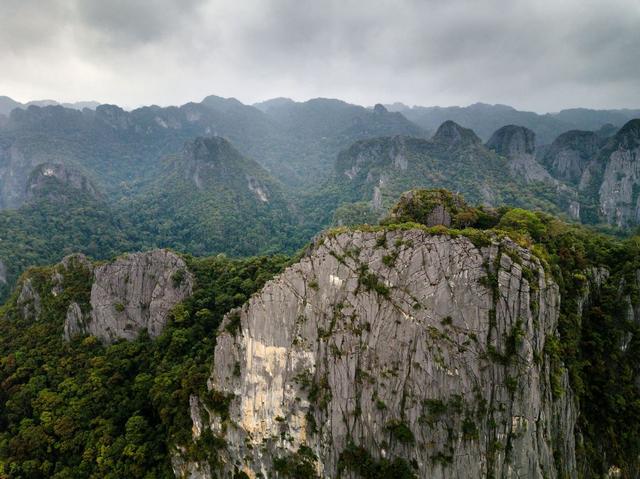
<box><xmin>180</xmin><ymin>137</ymin><xmax>275</xmax><ymax>205</ymax></box>
<box><xmin>386</xmin><ymin>189</ymin><xmax>481</xmax><ymax>228</ymax></box>
<box><xmin>486</xmin><ymin>125</ymin><xmax>552</xmax><ymax>183</ymax></box>
<box><xmin>486</xmin><ymin>124</ymin><xmax>536</xmax><ymax>158</ymax></box>
<box><xmin>0</xmin><ymin>144</ymin><xmax>39</xmax><ymax>210</ymax></box>
<box><xmin>13</xmin><ymin>249</ymin><xmax>192</xmax><ymax>344</ymax></box>
<box><xmin>486</xmin><ymin>125</ymin><xmax>582</xmax><ymax>219</ymax></box>
<box><xmin>16</xmin><ymin>278</ymin><xmax>42</xmax><ymax>321</ymax></box>
<box><xmin>26</xmin><ymin>162</ymin><xmax>101</xmax><ymax>202</ymax></box>
<box><xmin>0</xmin><ymin>259</ymin><xmax>6</xmax><ymax>285</ymax></box>
<box><xmin>181</xmin><ymin>229</ymin><xmax>576</xmax><ymax>478</ymax></box>
<box><xmin>432</xmin><ymin>120</ymin><xmax>481</xmax><ymax>148</ymax></box>
<box><xmin>542</xmin><ymin>130</ymin><xmax>599</xmax><ymax>185</ymax></box>
<box><xmin>64</xmin><ymin>250</ymin><xmax>193</xmax><ymax>342</ymax></box>
<box><xmin>11</xmin><ymin>249</ymin><xmax>192</xmax><ymax>341</ymax></box>
<box><xmin>596</xmin><ymin>120</ymin><xmax>640</xmax><ymax>228</ymax></box>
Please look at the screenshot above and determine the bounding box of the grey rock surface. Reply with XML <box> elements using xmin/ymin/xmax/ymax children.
<box><xmin>33</xmin><ymin>250</ymin><xmax>196</xmax><ymax>342</ymax></box>
<box><xmin>487</xmin><ymin>125</ymin><xmax>554</xmax><ymax>184</ymax></box>
<box><xmin>16</xmin><ymin>278</ymin><xmax>42</xmax><ymax>321</ymax></box>
<box><xmin>542</xmin><ymin>130</ymin><xmax>599</xmax><ymax>185</ymax></box>
<box><xmin>84</xmin><ymin>250</ymin><xmax>193</xmax><ymax>342</ymax></box>
<box><xmin>433</xmin><ymin>120</ymin><xmax>481</xmax><ymax>147</ymax></box>
<box><xmin>26</xmin><ymin>162</ymin><xmax>101</xmax><ymax>201</ymax></box>
<box><xmin>181</xmin><ymin>230</ymin><xmax>576</xmax><ymax>478</ymax></box>
<box><xmin>597</xmin><ymin>145</ymin><xmax>640</xmax><ymax>228</ymax></box>
<box><xmin>0</xmin><ymin>259</ymin><xmax>6</xmax><ymax>285</ymax></box>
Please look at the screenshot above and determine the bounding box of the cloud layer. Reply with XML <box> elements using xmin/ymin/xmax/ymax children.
<box><xmin>0</xmin><ymin>0</ymin><xmax>638</xmax><ymax>111</ymax></box>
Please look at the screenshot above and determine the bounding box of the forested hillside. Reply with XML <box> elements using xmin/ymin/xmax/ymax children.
<box><xmin>1</xmin><ymin>190</ymin><xmax>639</xmax><ymax>477</ymax></box>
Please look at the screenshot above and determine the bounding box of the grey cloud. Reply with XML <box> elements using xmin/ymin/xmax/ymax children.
<box><xmin>0</xmin><ymin>0</ymin><xmax>638</xmax><ymax>111</ymax></box>
<box><xmin>74</xmin><ymin>0</ymin><xmax>206</xmax><ymax>48</ymax></box>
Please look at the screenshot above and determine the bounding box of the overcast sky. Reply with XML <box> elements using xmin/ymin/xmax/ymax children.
<box><xmin>0</xmin><ymin>0</ymin><xmax>638</xmax><ymax>112</ymax></box>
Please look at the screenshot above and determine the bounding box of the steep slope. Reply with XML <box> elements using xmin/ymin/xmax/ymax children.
<box><xmin>485</xmin><ymin>125</ymin><xmax>580</xmax><ymax>221</ymax></box>
<box><xmin>0</xmin><ymin>250</ymin><xmax>288</xmax><ymax>478</ymax></box>
<box><xmin>312</xmin><ymin>121</ymin><xmax>574</xmax><ymax>229</ymax></box>
<box><xmin>388</xmin><ymin>102</ymin><xmax>639</xmax><ymax>145</ymax></box>
<box><xmin>2</xmin><ymin>190</ymin><xmax>640</xmax><ymax>477</ymax></box>
<box><xmin>176</xmin><ymin>192</ymin><xmax>640</xmax><ymax>478</ymax></box>
<box><xmin>190</xmin><ymin>229</ymin><xmax>575</xmax><ymax>478</ymax></box>
<box><xmin>0</xmin><ymin>97</ymin><xmax>427</xmax><ymax>207</ymax></box>
<box><xmin>593</xmin><ymin>119</ymin><xmax>640</xmax><ymax>227</ymax></box>
<box><xmin>0</xmin><ymin>165</ymin><xmax>133</xmax><ymax>301</ymax></box>
<box><xmin>124</xmin><ymin>137</ymin><xmax>302</xmax><ymax>256</ymax></box>
<box><xmin>541</xmin><ymin>130</ymin><xmax>601</xmax><ymax>185</ymax></box>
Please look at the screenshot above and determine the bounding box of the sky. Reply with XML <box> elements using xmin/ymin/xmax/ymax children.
<box><xmin>0</xmin><ymin>0</ymin><xmax>638</xmax><ymax>113</ymax></box>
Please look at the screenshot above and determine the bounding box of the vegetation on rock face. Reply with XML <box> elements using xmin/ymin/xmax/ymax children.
<box><xmin>382</xmin><ymin>189</ymin><xmax>640</xmax><ymax>477</ymax></box>
<box><xmin>120</xmin><ymin>137</ymin><xmax>304</xmax><ymax>258</ymax></box>
<box><xmin>0</xmin><ymin>187</ymin><xmax>639</xmax><ymax>477</ymax></box>
<box><xmin>0</xmin><ymin>253</ymin><xmax>287</xmax><ymax>478</ymax></box>
<box><xmin>0</xmin><ymin>181</ymin><xmax>134</xmax><ymax>302</ymax></box>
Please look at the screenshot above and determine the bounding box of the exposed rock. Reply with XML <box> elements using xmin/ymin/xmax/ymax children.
<box><xmin>486</xmin><ymin>124</ymin><xmax>536</xmax><ymax>157</ymax></box>
<box><xmin>16</xmin><ymin>278</ymin><xmax>42</xmax><ymax>321</ymax></box>
<box><xmin>486</xmin><ymin>125</ymin><xmax>552</xmax><ymax>183</ymax></box>
<box><xmin>576</xmin><ymin>267</ymin><xmax>610</xmax><ymax>317</ymax></box>
<box><xmin>0</xmin><ymin>144</ymin><xmax>39</xmax><ymax>209</ymax></box>
<box><xmin>597</xmin><ymin>120</ymin><xmax>640</xmax><ymax>228</ymax></box>
<box><xmin>0</xmin><ymin>259</ymin><xmax>6</xmax><ymax>285</ymax></box>
<box><xmin>82</xmin><ymin>250</ymin><xmax>193</xmax><ymax>342</ymax></box>
<box><xmin>385</xmin><ymin>189</ymin><xmax>481</xmax><ymax>228</ymax></box>
<box><xmin>486</xmin><ymin>125</ymin><xmax>582</xmax><ymax>220</ymax></box>
<box><xmin>432</xmin><ymin>120</ymin><xmax>481</xmax><ymax>147</ymax></box>
<box><xmin>26</xmin><ymin>163</ymin><xmax>101</xmax><ymax>202</ymax></box>
<box><xmin>171</xmin><ymin>449</ymin><xmax>211</xmax><ymax>479</ymax></box>
<box><xmin>63</xmin><ymin>302</ymin><xmax>85</xmax><ymax>341</ymax></box>
<box><xmin>247</xmin><ymin>176</ymin><xmax>269</xmax><ymax>202</ymax></box>
<box><xmin>542</xmin><ymin>130</ymin><xmax>600</xmax><ymax>185</ymax></box>
<box><xmin>182</xmin><ymin>230</ymin><xmax>576</xmax><ymax>478</ymax></box>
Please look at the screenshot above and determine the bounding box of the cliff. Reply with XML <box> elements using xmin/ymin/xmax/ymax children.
<box><xmin>178</xmin><ymin>227</ymin><xmax>576</xmax><ymax>478</ymax></box>
<box><xmin>3</xmin><ymin>190</ymin><xmax>640</xmax><ymax>478</ymax></box>
<box><xmin>13</xmin><ymin>249</ymin><xmax>192</xmax><ymax>343</ymax></box>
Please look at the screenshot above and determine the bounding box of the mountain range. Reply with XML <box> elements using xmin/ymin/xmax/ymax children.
<box><xmin>1</xmin><ymin>90</ymin><xmax>640</xmax><ymax>478</ymax></box>
<box><xmin>0</xmin><ymin>93</ymin><xmax>639</xmax><ymax>302</ymax></box>
<box><xmin>2</xmin><ymin>189</ymin><xmax>639</xmax><ymax>477</ymax></box>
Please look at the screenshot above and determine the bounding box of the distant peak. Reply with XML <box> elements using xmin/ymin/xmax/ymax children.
<box><xmin>486</xmin><ymin>125</ymin><xmax>536</xmax><ymax>157</ymax></box>
<box><xmin>613</xmin><ymin>118</ymin><xmax>640</xmax><ymax>149</ymax></box>
<box><xmin>26</xmin><ymin>163</ymin><xmax>100</xmax><ymax>202</ymax></box>
<box><xmin>432</xmin><ymin>120</ymin><xmax>481</xmax><ymax>146</ymax></box>
<box><xmin>183</xmin><ymin>136</ymin><xmax>242</xmax><ymax>165</ymax></box>
<box><xmin>201</xmin><ymin>95</ymin><xmax>245</xmax><ymax>111</ymax></box>
<box><xmin>373</xmin><ymin>103</ymin><xmax>388</xmax><ymax>114</ymax></box>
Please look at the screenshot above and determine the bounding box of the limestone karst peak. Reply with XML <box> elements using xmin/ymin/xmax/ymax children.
<box><xmin>432</xmin><ymin>120</ymin><xmax>481</xmax><ymax>146</ymax></box>
<box><xmin>486</xmin><ymin>124</ymin><xmax>536</xmax><ymax>157</ymax></box>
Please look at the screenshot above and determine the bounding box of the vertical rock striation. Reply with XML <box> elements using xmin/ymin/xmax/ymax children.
<box><xmin>183</xmin><ymin>229</ymin><xmax>576</xmax><ymax>478</ymax></box>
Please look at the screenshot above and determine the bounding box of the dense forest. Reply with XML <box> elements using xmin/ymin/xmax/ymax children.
<box><xmin>1</xmin><ymin>189</ymin><xmax>640</xmax><ymax>477</ymax></box>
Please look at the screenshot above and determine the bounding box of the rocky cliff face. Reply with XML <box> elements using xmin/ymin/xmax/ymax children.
<box><xmin>486</xmin><ymin>125</ymin><xmax>553</xmax><ymax>184</ymax></box>
<box><xmin>541</xmin><ymin>130</ymin><xmax>600</xmax><ymax>185</ymax></box>
<box><xmin>13</xmin><ymin>249</ymin><xmax>192</xmax><ymax>342</ymax></box>
<box><xmin>595</xmin><ymin>120</ymin><xmax>640</xmax><ymax>228</ymax></box>
<box><xmin>179</xmin><ymin>229</ymin><xmax>576</xmax><ymax>478</ymax></box>
<box><xmin>64</xmin><ymin>250</ymin><xmax>193</xmax><ymax>342</ymax></box>
<box><xmin>26</xmin><ymin>162</ymin><xmax>100</xmax><ymax>202</ymax></box>
<box><xmin>485</xmin><ymin>125</ymin><xmax>582</xmax><ymax>219</ymax></box>
<box><xmin>0</xmin><ymin>143</ymin><xmax>39</xmax><ymax>209</ymax></box>
<box><xmin>432</xmin><ymin>120</ymin><xmax>481</xmax><ymax>148</ymax></box>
